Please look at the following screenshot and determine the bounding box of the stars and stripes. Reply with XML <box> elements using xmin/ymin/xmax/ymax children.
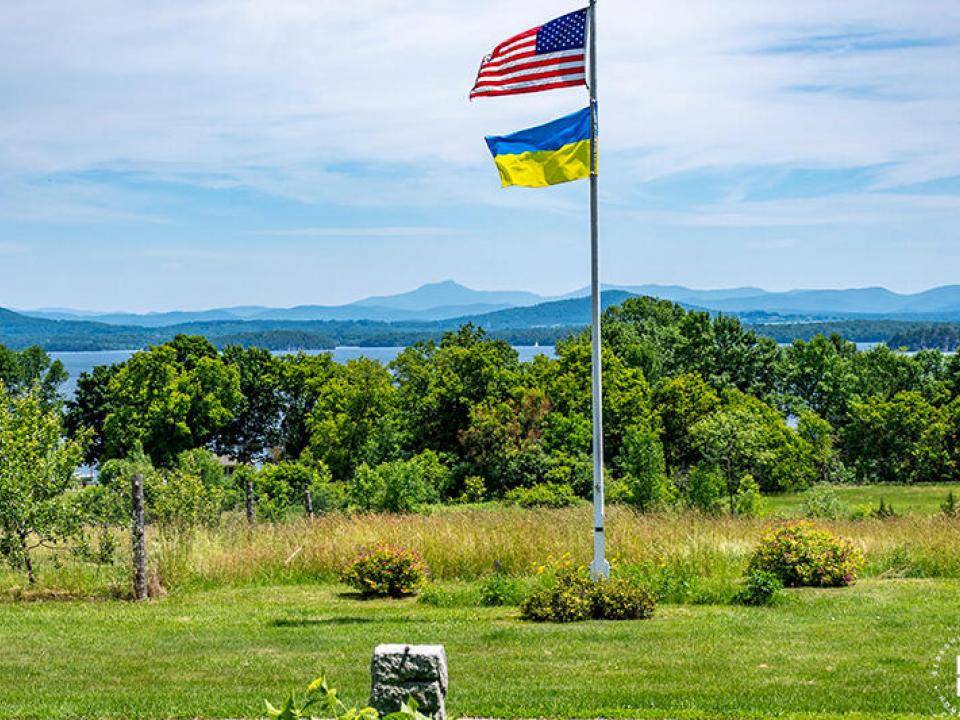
<box><xmin>470</xmin><ymin>9</ymin><xmax>588</xmax><ymax>100</ymax></box>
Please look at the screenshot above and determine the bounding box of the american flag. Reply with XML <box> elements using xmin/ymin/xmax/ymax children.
<box><xmin>470</xmin><ymin>9</ymin><xmax>588</xmax><ymax>100</ymax></box>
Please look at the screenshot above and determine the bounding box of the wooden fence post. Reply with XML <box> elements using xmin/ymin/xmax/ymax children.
<box><xmin>305</xmin><ymin>489</ymin><xmax>315</xmax><ymax>520</ymax></box>
<box><xmin>131</xmin><ymin>472</ymin><xmax>148</xmax><ymax>601</ymax></box>
<box><xmin>245</xmin><ymin>475</ymin><xmax>256</xmax><ymax>526</ymax></box>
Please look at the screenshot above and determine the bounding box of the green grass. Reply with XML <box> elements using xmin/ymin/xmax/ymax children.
<box><xmin>0</xmin><ymin>578</ymin><xmax>953</xmax><ymax>719</ymax></box>
<box><xmin>765</xmin><ymin>483</ymin><xmax>960</xmax><ymax>516</ymax></box>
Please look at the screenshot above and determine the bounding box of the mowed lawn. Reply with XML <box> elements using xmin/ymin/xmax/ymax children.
<box><xmin>765</xmin><ymin>483</ymin><xmax>959</xmax><ymax>516</ymax></box>
<box><xmin>0</xmin><ymin>579</ymin><xmax>953</xmax><ymax>719</ymax></box>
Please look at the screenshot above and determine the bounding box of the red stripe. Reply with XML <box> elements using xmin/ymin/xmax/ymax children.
<box><xmin>484</xmin><ymin>46</ymin><xmax>538</xmax><ymax>70</ymax></box>
<box><xmin>478</xmin><ymin>53</ymin><xmax>585</xmax><ymax>80</ymax></box>
<box><xmin>490</xmin><ymin>26</ymin><xmax>539</xmax><ymax>57</ymax></box>
<box><xmin>470</xmin><ymin>78</ymin><xmax>585</xmax><ymax>98</ymax></box>
<box><xmin>474</xmin><ymin>67</ymin><xmax>585</xmax><ymax>90</ymax></box>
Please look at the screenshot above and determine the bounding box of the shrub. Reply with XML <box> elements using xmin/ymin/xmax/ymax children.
<box><xmin>687</xmin><ymin>463</ymin><xmax>725</xmax><ymax>514</ymax></box>
<box><xmin>457</xmin><ymin>475</ymin><xmax>487</xmax><ymax>504</ymax></box>
<box><xmin>801</xmin><ymin>484</ymin><xmax>851</xmax><ymax>520</ymax></box>
<box><xmin>734</xmin><ymin>474</ymin><xmax>765</xmax><ymax>517</ymax></box>
<box><xmin>617</xmin><ymin>426</ymin><xmax>676</xmax><ymax>512</ymax></box>
<box><xmin>348</xmin><ymin>453</ymin><xmax>448</xmax><ymax>513</ymax></box>
<box><xmin>592</xmin><ymin>577</ymin><xmax>656</xmax><ymax>620</ymax></box>
<box><xmin>520</xmin><ymin>568</ymin><xmax>656</xmax><ymax>622</ymax></box>
<box><xmin>520</xmin><ymin>569</ymin><xmax>595</xmax><ymax>622</ymax></box>
<box><xmin>477</xmin><ymin>573</ymin><xmax>527</xmax><ymax>606</ymax></box>
<box><xmin>340</xmin><ymin>544</ymin><xmax>428</xmax><ymax>597</ymax></box>
<box><xmin>748</xmin><ymin>521</ymin><xmax>864</xmax><ymax>587</ymax></box>
<box><xmin>734</xmin><ymin>570</ymin><xmax>783</xmax><ymax>606</ymax></box>
<box><xmin>505</xmin><ymin>482</ymin><xmax>578</xmax><ymax>508</ymax></box>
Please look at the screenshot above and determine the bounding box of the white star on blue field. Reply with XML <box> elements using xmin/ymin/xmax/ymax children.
<box><xmin>0</xmin><ymin>1</ymin><xmax>957</xmax><ymax>311</ymax></box>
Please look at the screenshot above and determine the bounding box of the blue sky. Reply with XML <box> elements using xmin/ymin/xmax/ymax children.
<box><xmin>0</xmin><ymin>0</ymin><xmax>958</xmax><ymax>311</ymax></box>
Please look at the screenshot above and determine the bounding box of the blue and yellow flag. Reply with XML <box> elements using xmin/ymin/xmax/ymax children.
<box><xmin>485</xmin><ymin>107</ymin><xmax>593</xmax><ymax>188</ymax></box>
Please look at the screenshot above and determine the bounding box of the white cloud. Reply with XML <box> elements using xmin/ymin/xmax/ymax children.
<box><xmin>0</xmin><ymin>0</ymin><xmax>957</xmax><ymax>220</ymax></box>
<box><xmin>248</xmin><ymin>226</ymin><xmax>455</xmax><ymax>237</ymax></box>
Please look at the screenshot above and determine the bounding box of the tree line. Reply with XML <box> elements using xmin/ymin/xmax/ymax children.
<box><xmin>3</xmin><ymin>297</ymin><xmax>960</xmax><ymax>581</ymax></box>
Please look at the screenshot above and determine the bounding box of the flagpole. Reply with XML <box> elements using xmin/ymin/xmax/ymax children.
<box><xmin>588</xmin><ymin>0</ymin><xmax>609</xmax><ymax>581</ymax></box>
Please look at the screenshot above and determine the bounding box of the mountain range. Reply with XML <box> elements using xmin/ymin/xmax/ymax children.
<box><xmin>5</xmin><ymin>280</ymin><xmax>960</xmax><ymax>352</ymax></box>
<box><xmin>16</xmin><ymin>280</ymin><xmax>960</xmax><ymax>327</ymax></box>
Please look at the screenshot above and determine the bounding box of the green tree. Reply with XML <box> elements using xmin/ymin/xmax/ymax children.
<box><xmin>842</xmin><ymin>391</ymin><xmax>953</xmax><ymax>483</ymax></box>
<box><xmin>653</xmin><ymin>372</ymin><xmax>720</xmax><ymax>471</ymax></box>
<box><xmin>348</xmin><ymin>452</ymin><xmax>448</xmax><ymax>513</ymax></box>
<box><xmin>101</xmin><ymin>337</ymin><xmax>242</xmax><ymax>466</ymax></box>
<box><xmin>65</xmin><ymin>364</ymin><xmax>120</xmax><ymax>465</ymax></box>
<box><xmin>308</xmin><ymin>358</ymin><xmax>398</xmax><ymax>480</ymax></box>
<box><xmin>216</xmin><ymin>346</ymin><xmax>283</xmax><ymax>464</ymax></box>
<box><xmin>0</xmin><ymin>387</ymin><xmax>88</xmax><ymax>583</ymax></box>
<box><xmin>0</xmin><ymin>345</ymin><xmax>68</xmax><ymax>408</ymax></box>
<box><xmin>392</xmin><ymin>325</ymin><xmax>521</xmax><ymax>457</ymax></box>
<box><xmin>617</xmin><ymin>425</ymin><xmax>674</xmax><ymax>511</ymax></box>
<box><xmin>277</xmin><ymin>352</ymin><xmax>337</xmax><ymax>459</ymax></box>
<box><xmin>691</xmin><ymin>390</ymin><xmax>815</xmax><ymax>509</ymax></box>
<box><xmin>779</xmin><ymin>335</ymin><xmax>856</xmax><ymax>425</ymax></box>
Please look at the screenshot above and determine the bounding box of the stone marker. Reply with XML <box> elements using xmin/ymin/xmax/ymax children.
<box><xmin>370</xmin><ymin>644</ymin><xmax>447</xmax><ymax>720</ymax></box>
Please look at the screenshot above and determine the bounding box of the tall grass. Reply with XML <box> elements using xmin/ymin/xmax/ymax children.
<box><xmin>3</xmin><ymin>506</ymin><xmax>959</xmax><ymax>597</ymax></box>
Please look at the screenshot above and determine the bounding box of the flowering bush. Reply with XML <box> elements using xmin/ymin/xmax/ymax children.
<box><xmin>520</xmin><ymin>556</ymin><xmax>656</xmax><ymax>622</ymax></box>
<box><xmin>748</xmin><ymin>521</ymin><xmax>864</xmax><ymax>588</ymax></box>
<box><xmin>340</xmin><ymin>544</ymin><xmax>428</xmax><ymax>597</ymax></box>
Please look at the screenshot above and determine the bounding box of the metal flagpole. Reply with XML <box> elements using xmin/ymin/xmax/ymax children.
<box><xmin>587</xmin><ymin>0</ymin><xmax>610</xmax><ymax>581</ymax></box>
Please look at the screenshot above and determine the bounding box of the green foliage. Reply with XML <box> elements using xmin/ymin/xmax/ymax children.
<box><xmin>734</xmin><ymin>570</ymin><xmax>783</xmax><ymax>606</ymax></box>
<box><xmin>215</xmin><ymin>346</ymin><xmax>283</xmax><ymax>464</ymax></box>
<box><xmin>748</xmin><ymin>521</ymin><xmax>865</xmax><ymax>588</ymax></box>
<box><xmin>457</xmin><ymin>475</ymin><xmax>487</xmax><ymax>504</ymax></box>
<box><xmin>477</xmin><ymin>573</ymin><xmax>527</xmax><ymax>606</ymax></box>
<box><xmin>348</xmin><ymin>452</ymin><xmax>447</xmax><ymax>513</ymax></box>
<box><xmin>264</xmin><ymin>674</ymin><xmax>429</xmax><ymax>720</ymax></box>
<box><xmin>734</xmin><ymin>474</ymin><xmax>765</xmax><ymax>517</ymax></box>
<box><xmin>0</xmin><ymin>345</ymin><xmax>67</xmax><ymax>408</ymax></box>
<box><xmin>308</xmin><ymin>358</ymin><xmax>398</xmax><ymax>480</ymax></box>
<box><xmin>504</xmin><ymin>482</ymin><xmax>578</xmax><ymax>509</ymax></box>
<box><xmin>520</xmin><ymin>568</ymin><xmax>595</xmax><ymax>623</ymax></box>
<box><xmin>686</xmin><ymin>463</ymin><xmax>726</xmax><ymax>514</ymax></box>
<box><xmin>0</xmin><ymin>387</ymin><xmax>89</xmax><ymax>582</ymax></box>
<box><xmin>617</xmin><ymin>425</ymin><xmax>675</xmax><ymax>511</ymax></box>
<box><xmin>339</xmin><ymin>544</ymin><xmax>428</xmax><ymax>597</ymax></box>
<box><xmin>654</xmin><ymin>372</ymin><xmax>720</xmax><ymax>470</ymax></box>
<box><xmin>591</xmin><ymin>577</ymin><xmax>657</xmax><ymax>620</ymax></box>
<box><xmin>520</xmin><ymin>568</ymin><xmax>656</xmax><ymax>623</ymax></box>
<box><xmin>942</xmin><ymin>490</ymin><xmax>959</xmax><ymax>517</ymax></box>
<box><xmin>100</xmin><ymin>336</ymin><xmax>243</xmax><ymax>467</ymax></box>
<box><xmin>843</xmin><ymin>391</ymin><xmax>953</xmax><ymax>483</ymax></box>
<box><xmin>801</xmin><ymin>484</ymin><xmax>852</xmax><ymax>520</ymax></box>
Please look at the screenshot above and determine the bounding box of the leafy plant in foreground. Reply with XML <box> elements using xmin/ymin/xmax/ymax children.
<box><xmin>266</xmin><ymin>674</ymin><xmax>429</xmax><ymax>720</ymax></box>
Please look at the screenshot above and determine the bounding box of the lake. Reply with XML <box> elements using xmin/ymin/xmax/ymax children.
<box><xmin>51</xmin><ymin>346</ymin><xmax>556</xmax><ymax>398</ymax></box>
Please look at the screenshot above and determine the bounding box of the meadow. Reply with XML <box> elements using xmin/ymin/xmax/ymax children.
<box><xmin>0</xmin><ymin>490</ymin><xmax>959</xmax><ymax>719</ymax></box>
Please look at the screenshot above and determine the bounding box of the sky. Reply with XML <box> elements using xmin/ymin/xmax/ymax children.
<box><xmin>0</xmin><ymin>0</ymin><xmax>958</xmax><ymax>311</ymax></box>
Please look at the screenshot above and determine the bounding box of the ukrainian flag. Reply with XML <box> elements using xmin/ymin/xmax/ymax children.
<box><xmin>485</xmin><ymin>107</ymin><xmax>593</xmax><ymax>188</ymax></box>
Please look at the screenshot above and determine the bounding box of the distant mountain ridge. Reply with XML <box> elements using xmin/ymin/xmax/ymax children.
<box><xmin>11</xmin><ymin>280</ymin><xmax>960</xmax><ymax>330</ymax></box>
